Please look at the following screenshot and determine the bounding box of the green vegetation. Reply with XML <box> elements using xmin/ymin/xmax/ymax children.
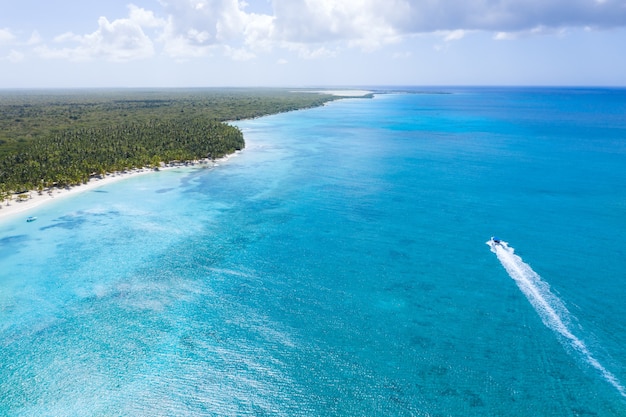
<box><xmin>0</xmin><ymin>88</ymin><xmax>337</xmax><ymax>201</ymax></box>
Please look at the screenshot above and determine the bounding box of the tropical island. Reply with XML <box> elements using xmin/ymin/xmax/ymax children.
<box><xmin>0</xmin><ymin>88</ymin><xmax>346</xmax><ymax>207</ymax></box>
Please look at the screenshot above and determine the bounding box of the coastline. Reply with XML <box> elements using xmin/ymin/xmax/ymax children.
<box><xmin>302</xmin><ymin>89</ymin><xmax>374</xmax><ymax>97</ymax></box>
<box><xmin>0</xmin><ymin>157</ymin><xmax>233</xmax><ymax>223</ymax></box>
<box><xmin>0</xmin><ymin>88</ymin><xmax>369</xmax><ymax>225</ymax></box>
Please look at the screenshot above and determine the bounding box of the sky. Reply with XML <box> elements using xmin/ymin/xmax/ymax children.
<box><xmin>1</xmin><ymin>0</ymin><xmax>626</xmax><ymax>88</ymax></box>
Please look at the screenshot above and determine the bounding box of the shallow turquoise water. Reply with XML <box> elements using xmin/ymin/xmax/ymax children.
<box><xmin>1</xmin><ymin>88</ymin><xmax>625</xmax><ymax>416</ymax></box>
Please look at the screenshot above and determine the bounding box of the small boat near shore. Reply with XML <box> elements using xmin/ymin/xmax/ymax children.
<box><xmin>26</xmin><ymin>216</ymin><xmax>37</xmax><ymax>222</ymax></box>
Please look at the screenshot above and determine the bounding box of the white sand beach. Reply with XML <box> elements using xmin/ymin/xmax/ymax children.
<box><xmin>0</xmin><ymin>158</ymin><xmax>226</xmax><ymax>223</ymax></box>
<box><xmin>301</xmin><ymin>89</ymin><xmax>374</xmax><ymax>97</ymax></box>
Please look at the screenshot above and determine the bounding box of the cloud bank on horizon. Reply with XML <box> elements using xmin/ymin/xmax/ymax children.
<box><xmin>2</xmin><ymin>0</ymin><xmax>626</xmax><ymax>86</ymax></box>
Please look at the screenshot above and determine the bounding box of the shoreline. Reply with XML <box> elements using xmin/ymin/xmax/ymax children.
<box><xmin>0</xmin><ymin>156</ymin><xmax>235</xmax><ymax>223</ymax></box>
<box><xmin>301</xmin><ymin>89</ymin><xmax>374</xmax><ymax>97</ymax></box>
<box><xmin>0</xmin><ymin>88</ymin><xmax>370</xmax><ymax>224</ymax></box>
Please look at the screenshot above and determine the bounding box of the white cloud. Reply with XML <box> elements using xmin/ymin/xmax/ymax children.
<box><xmin>0</xmin><ymin>28</ymin><xmax>16</xmax><ymax>43</ymax></box>
<box><xmin>23</xmin><ymin>0</ymin><xmax>626</xmax><ymax>66</ymax></box>
<box><xmin>155</xmin><ymin>0</ymin><xmax>408</xmax><ymax>58</ymax></box>
<box><xmin>155</xmin><ymin>0</ymin><xmax>276</xmax><ymax>58</ymax></box>
<box><xmin>266</xmin><ymin>0</ymin><xmax>626</xmax><ymax>45</ymax></box>
<box><xmin>241</xmin><ymin>12</ymin><xmax>275</xmax><ymax>51</ymax></box>
<box><xmin>494</xmin><ymin>26</ymin><xmax>569</xmax><ymax>41</ymax></box>
<box><xmin>54</xmin><ymin>32</ymin><xmax>82</xmax><ymax>43</ymax></box>
<box><xmin>151</xmin><ymin>0</ymin><xmax>626</xmax><ymax>62</ymax></box>
<box><xmin>159</xmin><ymin>19</ymin><xmax>216</xmax><ymax>58</ymax></box>
<box><xmin>128</xmin><ymin>4</ymin><xmax>167</xmax><ymax>28</ymax></box>
<box><xmin>37</xmin><ymin>9</ymin><xmax>157</xmax><ymax>62</ymax></box>
<box><xmin>159</xmin><ymin>0</ymin><xmax>247</xmax><ymax>43</ymax></box>
<box><xmin>494</xmin><ymin>31</ymin><xmax>517</xmax><ymax>41</ymax></box>
<box><xmin>27</xmin><ymin>31</ymin><xmax>43</xmax><ymax>45</ymax></box>
<box><xmin>443</xmin><ymin>30</ymin><xmax>468</xmax><ymax>42</ymax></box>
<box><xmin>271</xmin><ymin>0</ymin><xmax>408</xmax><ymax>48</ymax></box>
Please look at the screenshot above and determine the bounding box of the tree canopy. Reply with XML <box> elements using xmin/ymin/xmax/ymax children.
<box><xmin>0</xmin><ymin>89</ymin><xmax>338</xmax><ymax>198</ymax></box>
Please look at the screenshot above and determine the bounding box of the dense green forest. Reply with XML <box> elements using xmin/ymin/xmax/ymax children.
<box><xmin>0</xmin><ymin>89</ymin><xmax>339</xmax><ymax>200</ymax></box>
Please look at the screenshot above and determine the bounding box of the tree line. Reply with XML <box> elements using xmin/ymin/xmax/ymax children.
<box><xmin>0</xmin><ymin>89</ymin><xmax>336</xmax><ymax>156</ymax></box>
<box><xmin>0</xmin><ymin>118</ymin><xmax>244</xmax><ymax>196</ymax></box>
<box><xmin>0</xmin><ymin>89</ymin><xmax>340</xmax><ymax>203</ymax></box>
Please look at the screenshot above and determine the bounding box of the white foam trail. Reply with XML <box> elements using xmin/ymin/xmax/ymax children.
<box><xmin>487</xmin><ymin>239</ymin><xmax>626</xmax><ymax>398</ymax></box>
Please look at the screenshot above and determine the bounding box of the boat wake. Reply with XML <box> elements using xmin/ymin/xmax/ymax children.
<box><xmin>487</xmin><ymin>239</ymin><xmax>626</xmax><ymax>398</ymax></box>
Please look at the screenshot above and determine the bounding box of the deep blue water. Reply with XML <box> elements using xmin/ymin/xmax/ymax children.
<box><xmin>1</xmin><ymin>88</ymin><xmax>625</xmax><ymax>416</ymax></box>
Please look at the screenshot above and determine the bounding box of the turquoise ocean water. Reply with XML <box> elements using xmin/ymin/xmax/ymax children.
<box><xmin>1</xmin><ymin>88</ymin><xmax>625</xmax><ymax>416</ymax></box>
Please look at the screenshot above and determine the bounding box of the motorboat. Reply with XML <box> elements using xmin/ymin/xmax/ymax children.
<box><xmin>26</xmin><ymin>216</ymin><xmax>37</xmax><ymax>222</ymax></box>
<box><xmin>487</xmin><ymin>236</ymin><xmax>506</xmax><ymax>251</ymax></box>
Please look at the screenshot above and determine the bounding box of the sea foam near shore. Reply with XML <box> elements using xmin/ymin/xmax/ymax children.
<box><xmin>0</xmin><ymin>155</ymin><xmax>240</xmax><ymax>223</ymax></box>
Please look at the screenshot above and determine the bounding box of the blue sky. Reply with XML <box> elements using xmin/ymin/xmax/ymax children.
<box><xmin>2</xmin><ymin>0</ymin><xmax>626</xmax><ymax>88</ymax></box>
